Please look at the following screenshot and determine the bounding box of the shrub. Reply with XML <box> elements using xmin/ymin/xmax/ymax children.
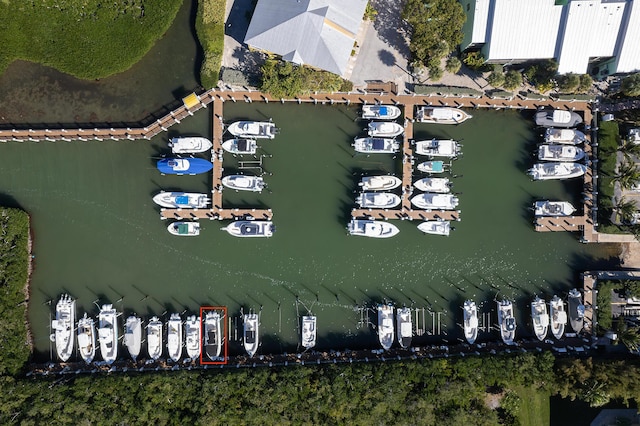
<box><xmin>557</xmin><ymin>73</ymin><xmax>580</xmax><ymax>93</ymax></box>
<box><xmin>463</xmin><ymin>51</ymin><xmax>486</xmax><ymax>70</ymax></box>
<box><xmin>503</xmin><ymin>70</ymin><xmax>523</xmax><ymax>91</ymax></box>
<box><xmin>364</xmin><ymin>2</ymin><xmax>378</xmax><ymax>21</ymax></box>
<box><xmin>578</xmin><ymin>74</ymin><xmax>593</xmax><ymax>93</ymax></box>
<box><xmin>429</xmin><ymin>65</ymin><xmax>443</xmax><ymax>82</ymax></box>
<box><xmin>196</xmin><ymin>0</ymin><xmax>226</xmax><ymax>88</ymax></box>
<box><xmin>622</xmin><ymin>73</ymin><xmax>640</xmax><ymax>97</ymax></box>
<box><xmin>259</xmin><ymin>59</ymin><xmax>350</xmax><ymax>98</ymax></box>
<box><xmin>445</xmin><ymin>56</ymin><xmax>462</xmax><ymax>74</ymax></box>
<box><xmin>487</xmin><ymin>70</ymin><xmax>505</xmax><ymax>88</ymax></box>
<box><xmin>221</xmin><ymin>68</ymin><xmax>251</xmax><ymax>87</ymax></box>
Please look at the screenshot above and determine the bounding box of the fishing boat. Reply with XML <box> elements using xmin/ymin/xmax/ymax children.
<box><xmin>243</xmin><ymin>313</ymin><xmax>260</xmax><ymax>357</ymax></box>
<box><xmin>147</xmin><ymin>316</ymin><xmax>163</xmax><ymax>360</ymax></box>
<box><xmin>228</xmin><ymin>121</ymin><xmax>277</xmax><ymax>139</ymax></box>
<box><xmin>152</xmin><ymin>191</ymin><xmax>209</xmax><ymax>209</ymax></box>
<box><xmin>417</xmin><ymin>220</ymin><xmax>451</xmax><ymax>236</ymax></box>
<box><xmin>367</xmin><ymin>121</ymin><xmax>404</xmax><ymax>137</ymax></box>
<box><xmin>545</xmin><ymin>128</ymin><xmax>586</xmax><ymax>145</ymax></box>
<box><xmin>156</xmin><ymin>158</ymin><xmax>213</xmax><ymax>175</ymax></box>
<box><xmin>463</xmin><ymin>300</ymin><xmax>478</xmax><ymax>344</ymax></box>
<box><xmin>204</xmin><ymin>311</ymin><xmax>223</xmax><ymax>360</ymax></box>
<box><xmin>414</xmin><ymin>139</ymin><xmax>462</xmax><ymax>158</ymax></box>
<box><xmin>549</xmin><ymin>295</ymin><xmax>567</xmax><ymax>340</ymax></box>
<box><xmin>347</xmin><ymin>219</ymin><xmax>400</xmax><ymax>238</ymax></box>
<box><xmin>77</xmin><ymin>313</ymin><xmax>95</xmax><ymax>363</ymax></box>
<box><xmin>353</xmin><ymin>137</ymin><xmax>400</xmax><ymax>154</ymax></box>
<box><xmin>301</xmin><ymin>315</ymin><xmax>317</xmax><ymax>349</ymax></box>
<box><xmin>123</xmin><ymin>315</ymin><xmax>142</xmax><ymax>361</ymax></box>
<box><xmin>410</xmin><ymin>193</ymin><xmax>459</xmax><ymax>210</ymax></box>
<box><xmin>185</xmin><ymin>315</ymin><xmax>202</xmax><ymax>361</ymax></box>
<box><xmin>167</xmin><ymin>313</ymin><xmax>183</xmax><ymax>362</ymax></box>
<box><xmin>568</xmin><ymin>288</ymin><xmax>585</xmax><ymax>333</ymax></box>
<box><xmin>377</xmin><ymin>304</ymin><xmax>395</xmax><ymax>351</ymax></box>
<box><xmin>221</xmin><ymin>138</ymin><xmax>258</xmax><ymax>155</ymax></box>
<box><xmin>416</xmin><ymin>106</ymin><xmax>472</xmax><ymax>124</ymax></box>
<box><xmin>51</xmin><ymin>294</ymin><xmax>75</xmax><ymax>362</ymax></box>
<box><xmin>534</xmin><ymin>200</ymin><xmax>576</xmax><ymax>217</ymax></box>
<box><xmin>497</xmin><ymin>300</ymin><xmax>516</xmax><ymax>345</ymax></box>
<box><xmin>531</xmin><ymin>296</ymin><xmax>549</xmax><ymax>341</ymax></box>
<box><xmin>396</xmin><ymin>307</ymin><xmax>412</xmax><ymax>349</ymax></box>
<box><xmin>416</xmin><ymin>160</ymin><xmax>446</xmax><ymax>174</ymax></box>
<box><xmin>98</xmin><ymin>304</ymin><xmax>118</xmax><ymax>364</ymax></box>
<box><xmin>361</xmin><ymin>104</ymin><xmax>402</xmax><ymax>120</ymax></box>
<box><xmin>527</xmin><ymin>162</ymin><xmax>587</xmax><ymax>180</ymax></box>
<box><xmin>535</xmin><ymin>108</ymin><xmax>582</xmax><ymax>128</ymax></box>
<box><xmin>355</xmin><ymin>192</ymin><xmax>401</xmax><ymax>208</ymax></box>
<box><xmin>168</xmin><ymin>136</ymin><xmax>213</xmax><ymax>154</ymax></box>
<box><xmin>413</xmin><ymin>177</ymin><xmax>451</xmax><ymax>193</ymax></box>
<box><xmin>221</xmin><ymin>175</ymin><xmax>265</xmax><ymax>192</ymax></box>
<box><xmin>538</xmin><ymin>144</ymin><xmax>585</xmax><ymax>162</ymax></box>
<box><xmin>221</xmin><ymin>220</ymin><xmax>274</xmax><ymax>238</ymax></box>
<box><xmin>359</xmin><ymin>175</ymin><xmax>402</xmax><ymax>191</ymax></box>
<box><xmin>167</xmin><ymin>221</ymin><xmax>200</xmax><ymax>236</ymax></box>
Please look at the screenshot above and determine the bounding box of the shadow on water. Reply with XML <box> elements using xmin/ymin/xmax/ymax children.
<box><xmin>0</xmin><ymin>193</ymin><xmax>24</xmax><ymax>210</ymax></box>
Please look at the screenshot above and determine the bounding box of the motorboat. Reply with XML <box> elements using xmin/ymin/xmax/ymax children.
<box><xmin>123</xmin><ymin>315</ymin><xmax>142</xmax><ymax>361</ymax></box>
<box><xmin>167</xmin><ymin>221</ymin><xmax>200</xmax><ymax>236</ymax></box>
<box><xmin>527</xmin><ymin>162</ymin><xmax>587</xmax><ymax>180</ymax></box>
<box><xmin>549</xmin><ymin>295</ymin><xmax>567</xmax><ymax>340</ymax></box>
<box><xmin>534</xmin><ymin>200</ymin><xmax>576</xmax><ymax>217</ymax></box>
<box><xmin>367</xmin><ymin>121</ymin><xmax>404</xmax><ymax>137</ymax></box>
<box><xmin>396</xmin><ymin>307</ymin><xmax>412</xmax><ymax>349</ymax></box>
<box><xmin>221</xmin><ymin>220</ymin><xmax>274</xmax><ymax>238</ymax></box>
<box><xmin>228</xmin><ymin>121</ymin><xmax>277</xmax><ymax>139</ymax></box>
<box><xmin>222</xmin><ymin>138</ymin><xmax>258</xmax><ymax>155</ymax></box>
<box><xmin>51</xmin><ymin>294</ymin><xmax>75</xmax><ymax>362</ymax></box>
<box><xmin>301</xmin><ymin>315</ymin><xmax>317</xmax><ymax>349</ymax></box>
<box><xmin>531</xmin><ymin>296</ymin><xmax>549</xmax><ymax>341</ymax></box>
<box><xmin>347</xmin><ymin>219</ymin><xmax>399</xmax><ymax>238</ymax></box>
<box><xmin>147</xmin><ymin>316</ymin><xmax>163</xmax><ymax>360</ymax></box>
<box><xmin>416</xmin><ymin>106</ymin><xmax>472</xmax><ymax>124</ymax></box>
<box><xmin>377</xmin><ymin>304</ymin><xmax>395</xmax><ymax>350</ymax></box>
<box><xmin>361</xmin><ymin>104</ymin><xmax>402</xmax><ymax>120</ymax></box>
<box><xmin>185</xmin><ymin>315</ymin><xmax>202</xmax><ymax>361</ymax></box>
<box><xmin>410</xmin><ymin>193</ymin><xmax>459</xmax><ymax>210</ymax></box>
<box><xmin>98</xmin><ymin>304</ymin><xmax>118</xmax><ymax>364</ymax></box>
<box><xmin>535</xmin><ymin>109</ymin><xmax>583</xmax><ymax>128</ymax></box>
<box><xmin>413</xmin><ymin>177</ymin><xmax>451</xmax><ymax>193</ymax></box>
<box><xmin>417</xmin><ymin>220</ymin><xmax>451</xmax><ymax>236</ymax></box>
<box><xmin>568</xmin><ymin>288</ymin><xmax>585</xmax><ymax>333</ymax></box>
<box><xmin>416</xmin><ymin>160</ymin><xmax>446</xmax><ymax>174</ymax></box>
<box><xmin>167</xmin><ymin>313</ymin><xmax>183</xmax><ymax>362</ymax></box>
<box><xmin>359</xmin><ymin>175</ymin><xmax>402</xmax><ymax>191</ymax></box>
<box><xmin>355</xmin><ymin>192</ymin><xmax>401</xmax><ymax>208</ymax></box>
<box><xmin>168</xmin><ymin>136</ymin><xmax>212</xmax><ymax>154</ymax></box>
<box><xmin>157</xmin><ymin>158</ymin><xmax>213</xmax><ymax>175</ymax></box>
<box><xmin>152</xmin><ymin>191</ymin><xmax>209</xmax><ymax>209</ymax></box>
<box><xmin>221</xmin><ymin>175</ymin><xmax>265</xmax><ymax>192</ymax></box>
<box><xmin>463</xmin><ymin>300</ymin><xmax>478</xmax><ymax>344</ymax></box>
<box><xmin>204</xmin><ymin>311</ymin><xmax>223</xmax><ymax>360</ymax></box>
<box><xmin>353</xmin><ymin>137</ymin><xmax>400</xmax><ymax>154</ymax></box>
<box><xmin>77</xmin><ymin>313</ymin><xmax>95</xmax><ymax>364</ymax></box>
<box><xmin>538</xmin><ymin>144</ymin><xmax>585</xmax><ymax>162</ymax></box>
<box><xmin>497</xmin><ymin>300</ymin><xmax>516</xmax><ymax>345</ymax></box>
<box><xmin>243</xmin><ymin>313</ymin><xmax>260</xmax><ymax>357</ymax></box>
<box><xmin>414</xmin><ymin>139</ymin><xmax>461</xmax><ymax>158</ymax></box>
<box><xmin>545</xmin><ymin>128</ymin><xmax>586</xmax><ymax>145</ymax></box>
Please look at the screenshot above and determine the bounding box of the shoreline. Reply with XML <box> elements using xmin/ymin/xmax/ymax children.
<box><xmin>25</xmin><ymin>215</ymin><xmax>34</xmax><ymax>352</ymax></box>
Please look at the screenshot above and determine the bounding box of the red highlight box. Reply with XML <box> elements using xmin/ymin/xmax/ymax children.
<box><xmin>199</xmin><ymin>306</ymin><xmax>228</xmax><ymax>365</ymax></box>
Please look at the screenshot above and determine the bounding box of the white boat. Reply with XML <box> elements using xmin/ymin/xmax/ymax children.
<box><xmin>152</xmin><ymin>191</ymin><xmax>209</xmax><ymax>209</ymax></box>
<box><xmin>396</xmin><ymin>307</ymin><xmax>412</xmax><ymax>349</ymax></box>
<box><xmin>535</xmin><ymin>109</ymin><xmax>582</xmax><ymax>128</ymax></box>
<box><xmin>410</xmin><ymin>193</ymin><xmax>459</xmax><ymax>210</ymax></box>
<box><xmin>497</xmin><ymin>300</ymin><xmax>516</xmax><ymax>345</ymax></box>
<box><xmin>356</xmin><ymin>192</ymin><xmax>401</xmax><ymax>208</ymax></box>
<box><xmin>221</xmin><ymin>138</ymin><xmax>258</xmax><ymax>155</ymax></box>
<box><xmin>545</xmin><ymin>128</ymin><xmax>586</xmax><ymax>145</ymax></box>
<box><xmin>538</xmin><ymin>144</ymin><xmax>585</xmax><ymax>162</ymax></box>
<box><xmin>413</xmin><ymin>177</ymin><xmax>451</xmax><ymax>193</ymax></box>
<box><xmin>243</xmin><ymin>313</ymin><xmax>260</xmax><ymax>357</ymax></box>
<box><xmin>167</xmin><ymin>313</ymin><xmax>183</xmax><ymax>362</ymax></box>
<box><xmin>301</xmin><ymin>315</ymin><xmax>317</xmax><ymax>349</ymax></box>
<box><xmin>531</xmin><ymin>296</ymin><xmax>549</xmax><ymax>341</ymax></box>
<box><xmin>76</xmin><ymin>313</ymin><xmax>95</xmax><ymax>364</ymax></box>
<box><xmin>51</xmin><ymin>294</ymin><xmax>75</xmax><ymax>362</ymax></box>
<box><xmin>377</xmin><ymin>304</ymin><xmax>395</xmax><ymax>351</ymax></box>
<box><xmin>167</xmin><ymin>221</ymin><xmax>200</xmax><ymax>236</ymax></box>
<box><xmin>359</xmin><ymin>175</ymin><xmax>402</xmax><ymax>191</ymax></box>
<box><xmin>534</xmin><ymin>200</ymin><xmax>576</xmax><ymax>217</ymax></box>
<box><xmin>185</xmin><ymin>315</ymin><xmax>202</xmax><ymax>361</ymax></box>
<box><xmin>417</xmin><ymin>220</ymin><xmax>451</xmax><ymax>236</ymax></box>
<box><xmin>361</xmin><ymin>104</ymin><xmax>402</xmax><ymax>120</ymax></box>
<box><xmin>147</xmin><ymin>316</ymin><xmax>163</xmax><ymax>360</ymax></box>
<box><xmin>353</xmin><ymin>137</ymin><xmax>400</xmax><ymax>154</ymax></box>
<box><xmin>367</xmin><ymin>121</ymin><xmax>404</xmax><ymax>137</ymax></box>
<box><xmin>123</xmin><ymin>315</ymin><xmax>142</xmax><ymax>361</ymax></box>
<box><xmin>416</xmin><ymin>106</ymin><xmax>472</xmax><ymax>124</ymax></box>
<box><xmin>204</xmin><ymin>311</ymin><xmax>223</xmax><ymax>360</ymax></box>
<box><xmin>527</xmin><ymin>162</ymin><xmax>587</xmax><ymax>180</ymax></box>
<box><xmin>168</xmin><ymin>136</ymin><xmax>213</xmax><ymax>154</ymax></box>
<box><xmin>221</xmin><ymin>175</ymin><xmax>265</xmax><ymax>192</ymax></box>
<box><xmin>549</xmin><ymin>295</ymin><xmax>567</xmax><ymax>340</ymax></box>
<box><xmin>347</xmin><ymin>219</ymin><xmax>399</xmax><ymax>238</ymax></box>
<box><xmin>228</xmin><ymin>121</ymin><xmax>277</xmax><ymax>139</ymax></box>
<box><xmin>568</xmin><ymin>288</ymin><xmax>585</xmax><ymax>334</ymax></box>
<box><xmin>221</xmin><ymin>220</ymin><xmax>274</xmax><ymax>238</ymax></box>
<box><xmin>416</xmin><ymin>160</ymin><xmax>446</xmax><ymax>174</ymax></box>
<box><xmin>98</xmin><ymin>304</ymin><xmax>118</xmax><ymax>364</ymax></box>
<box><xmin>414</xmin><ymin>139</ymin><xmax>461</xmax><ymax>158</ymax></box>
<box><xmin>463</xmin><ymin>300</ymin><xmax>478</xmax><ymax>344</ymax></box>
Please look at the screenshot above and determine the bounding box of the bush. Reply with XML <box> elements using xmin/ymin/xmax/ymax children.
<box><xmin>429</xmin><ymin>65</ymin><xmax>443</xmax><ymax>82</ymax></box>
<box><xmin>364</xmin><ymin>2</ymin><xmax>378</xmax><ymax>21</ymax></box>
<box><xmin>463</xmin><ymin>51</ymin><xmax>486</xmax><ymax>70</ymax></box>
<box><xmin>445</xmin><ymin>57</ymin><xmax>462</xmax><ymax>74</ymax></box>
<box><xmin>487</xmin><ymin>70</ymin><xmax>505</xmax><ymax>88</ymax></box>
<box><xmin>196</xmin><ymin>0</ymin><xmax>226</xmax><ymax>88</ymax></box>
<box><xmin>524</xmin><ymin>60</ymin><xmax>558</xmax><ymax>92</ymax></box>
<box><xmin>259</xmin><ymin>59</ymin><xmax>350</xmax><ymax>98</ymax></box>
<box><xmin>221</xmin><ymin>68</ymin><xmax>251</xmax><ymax>87</ymax></box>
<box><xmin>557</xmin><ymin>73</ymin><xmax>580</xmax><ymax>93</ymax></box>
<box><xmin>622</xmin><ymin>73</ymin><xmax>640</xmax><ymax>97</ymax></box>
<box><xmin>578</xmin><ymin>74</ymin><xmax>593</xmax><ymax>93</ymax></box>
<box><xmin>503</xmin><ymin>70</ymin><xmax>523</xmax><ymax>91</ymax></box>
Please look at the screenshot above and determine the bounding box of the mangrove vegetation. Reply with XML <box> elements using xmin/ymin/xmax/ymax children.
<box><xmin>195</xmin><ymin>0</ymin><xmax>226</xmax><ymax>88</ymax></box>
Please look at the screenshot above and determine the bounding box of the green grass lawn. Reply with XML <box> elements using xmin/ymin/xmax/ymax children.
<box><xmin>515</xmin><ymin>386</ymin><xmax>551</xmax><ymax>426</ymax></box>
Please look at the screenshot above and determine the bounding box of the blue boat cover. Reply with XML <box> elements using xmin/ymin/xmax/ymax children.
<box><xmin>175</xmin><ymin>196</ymin><xmax>189</xmax><ymax>205</ymax></box>
<box><xmin>157</xmin><ymin>158</ymin><xmax>213</xmax><ymax>175</ymax></box>
<box><xmin>372</xmin><ymin>139</ymin><xmax>385</xmax><ymax>150</ymax></box>
<box><xmin>379</xmin><ymin>106</ymin><xmax>388</xmax><ymax>115</ymax></box>
<box><xmin>431</xmin><ymin>161</ymin><xmax>444</xmax><ymax>172</ymax></box>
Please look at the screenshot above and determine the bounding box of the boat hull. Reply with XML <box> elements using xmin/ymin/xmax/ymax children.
<box><xmin>367</xmin><ymin>121</ymin><xmax>404</xmax><ymax>137</ymax></box>
<box><xmin>204</xmin><ymin>312</ymin><xmax>223</xmax><ymax>360</ymax></box>
<box><xmin>222</xmin><ymin>220</ymin><xmax>274</xmax><ymax>238</ymax></box>
<box><xmin>359</xmin><ymin>175</ymin><xmax>402</xmax><ymax>191</ymax></box>
<box><xmin>124</xmin><ymin>316</ymin><xmax>142</xmax><ymax>361</ymax></box>
<box><xmin>228</xmin><ymin>121</ymin><xmax>277</xmax><ymax>139</ymax></box>
<box><xmin>152</xmin><ymin>192</ymin><xmax>209</xmax><ymax>209</ymax></box>
<box><xmin>361</xmin><ymin>105</ymin><xmax>402</xmax><ymax>120</ymax></box>
<box><xmin>410</xmin><ymin>194</ymin><xmax>459</xmax><ymax>210</ymax></box>
<box><xmin>353</xmin><ymin>137</ymin><xmax>400</xmax><ymax>154</ymax></box>
<box><xmin>417</xmin><ymin>221</ymin><xmax>451</xmax><ymax>236</ymax></box>
<box><xmin>53</xmin><ymin>294</ymin><xmax>75</xmax><ymax>362</ymax></box>
<box><xmin>416</xmin><ymin>107</ymin><xmax>472</xmax><ymax>124</ymax></box>
<box><xmin>416</xmin><ymin>161</ymin><xmax>446</xmax><ymax>173</ymax></box>
<box><xmin>534</xmin><ymin>201</ymin><xmax>576</xmax><ymax>217</ymax></box>
<box><xmin>549</xmin><ymin>296</ymin><xmax>567</xmax><ymax>340</ymax></box>
<box><xmin>463</xmin><ymin>300</ymin><xmax>478</xmax><ymax>344</ymax></box>
<box><xmin>568</xmin><ymin>289</ymin><xmax>585</xmax><ymax>333</ymax></box>
<box><xmin>221</xmin><ymin>138</ymin><xmax>258</xmax><ymax>154</ymax></box>
<box><xmin>356</xmin><ymin>192</ymin><xmax>401</xmax><ymax>208</ymax></box>
<box><xmin>147</xmin><ymin>317</ymin><xmax>163</xmax><ymax>360</ymax></box>
<box><xmin>167</xmin><ymin>221</ymin><xmax>200</xmax><ymax>236</ymax></box>
<box><xmin>301</xmin><ymin>316</ymin><xmax>317</xmax><ymax>349</ymax></box>
<box><xmin>535</xmin><ymin>109</ymin><xmax>583</xmax><ymax>128</ymax></box>
<box><xmin>77</xmin><ymin>313</ymin><xmax>95</xmax><ymax>364</ymax></box>
<box><xmin>221</xmin><ymin>175</ymin><xmax>265</xmax><ymax>192</ymax></box>
<box><xmin>528</xmin><ymin>162</ymin><xmax>587</xmax><ymax>180</ymax></box>
<box><xmin>185</xmin><ymin>316</ymin><xmax>202</xmax><ymax>361</ymax></box>
<box><xmin>544</xmin><ymin>128</ymin><xmax>585</xmax><ymax>145</ymax></box>
<box><xmin>531</xmin><ymin>298</ymin><xmax>549</xmax><ymax>341</ymax></box>
<box><xmin>347</xmin><ymin>219</ymin><xmax>399</xmax><ymax>238</ymax></box>
<box><xmin>396</xmin><ymin>307</ymin><xmax>412</xmax><ymax>349</ymax></box>
<box><xmin>243</xmin><ymin>313</ymin><xmax>260</xmax><ymax>357</ymax></box>
<box><xmin>169</xmin><ymin>137</ymin><xmax>212</xmax><ymax>154</ymax></box>
<box><xmin>167</xmin><ymin>313</ymin><xmax>183</xmax><ymax>362</ymax></box>
<box><xmin>538</xmin><ymin>144</ymin><xmax>585</xmax><ymax>162</ymax></box>
<box><xmin>497</xmin><ymin>301</ymin><xmax>516</xmax><ymax>345</ymax></box>
<box><xmin>377</xmin><ymin>304</ymin><xmax>395</xmax><ymax>350</ymax></box>
<box><xmin>413</xmin><ymin>177</ymin><xmax>451</xmax><ymax>193</ymax></box>
<box><xmin>157</xmin><ymin>158</ymin><xmax>213</xmax><ymax>175</ymax></box>
<box><xmin>98</xmin><ymin>304</ymin><xmax>118</xmax><ymax>364</ymax></box>
<box><xmin>414</xmin><ymin>139</ymin><xmax>461</xmax><ymax>158</ymax></box>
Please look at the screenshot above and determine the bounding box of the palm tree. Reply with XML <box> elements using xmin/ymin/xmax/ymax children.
<box><xmin>618</xmin><ymin>324</ymin><xmax>640</xmax><ymax>353</ymax></box>
<box><xmin>614</xmin><ymin>160</ymin><xmax>640</xmax><ymax>190</ymax></box>
<box><xmin>618</xmin><ymin>139</ymin><xmax>640</xmax><ymax>162</ymax></box>
<box><xmin>615</xmin><ymin>197</ymin><xmax>638</xmax><ymax>224</ymax></box>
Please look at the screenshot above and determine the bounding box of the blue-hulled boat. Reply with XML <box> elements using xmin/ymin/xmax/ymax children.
<box><xmin>157</xmin><ymin>158</ymin><xmax>213</xmax><ymax>175</ymax></box>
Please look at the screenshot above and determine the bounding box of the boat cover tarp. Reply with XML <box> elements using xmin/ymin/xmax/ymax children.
<box><xmin>429</xmin><ymin>108</ymin><xmax>454</xmax><ymax>120</ymax></box>
<box><xmin>177</xmin><ymin>224</ymin><xmax>190</xmax><ymax>234</ymax></box>
<box><xmin>379</xmin><ymin>106</ymin><xmax>388</xmax><ymax>115</ymax></box>
<box><xmin>237</xmin><ymin>139</ymin><xmax>248</xmax><ymax>151</ymax></box>
<box><xmin>175</xmin><ymin>196</ymin><xmax>189</xmax><ymax>205</ymax></box>
<box><xmin>372</xmin><ymin>139</ymin><xmax>385</xmax><ymax>150</ymax></box>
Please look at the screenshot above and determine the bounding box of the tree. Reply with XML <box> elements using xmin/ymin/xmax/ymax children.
<box><xmin>622</xmin><ymin>73</ymin><xmax>640</xmax><ymax>97</ymax></box>
<box><xmin>487</xmin><ymin>70</ymin><xmax>505</xmax><ymax>88</ymax></box>
<box><xmin>578</xmin><ymin>74</ymin><xmax>593</xmax><ymax>93</ymax></box>
<box><xmin>445</xmin><ymin>56</ymin><xmax>461</xmax><ymax>74</ymax></box>
<box><xmin>463</xmin><ymin>51</ymin><xmax>486</xmax><ymax>70</ymax></box>
<box><xmin>615</xmin><ymin>197</ymin><xmax>638</xmax><ymax>224</ymax></box>
<box><xmin>503</xmin><ymin>70</ymin><xmax>523</xmax><ymax>91</ymax></box>
<box><xmin>429</xmin><ymin>65</ymin><xmax>443</xmax><ymax>81</ymax></box>
<box><xmin>556</xmin><ymin>73</ymin><xmax>580</xmax><ymax>93</ymax></box>
<box><xmin>614</xmin><ymin>160</ymin><xmax>640</xmax><ymax>190</ymax></box>
<box><xmin>618</xmin><ymin>323</ymin><xmax>640</xmax><ymax>352</ymax></box>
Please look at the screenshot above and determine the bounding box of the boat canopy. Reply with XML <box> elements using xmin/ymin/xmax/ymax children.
<box><xmin>372</xmin><ymin>139</ymin><xmax>385</xmax><ymax>150</ymax></box>
<box><xmin>176</xmin><ymin>224</ymin><xmax>191</xmax><ymax>235</ymax></box>
<box><xmin>175</xmin><ymin>196</ymin><xmax>189</xmax><ymax>205</ymax></box>
<box><xmin>553</xmin><ymin>110</ymin><xmax>571</xmax><ymax>123</ymax></box>
<box><xmin>430</xmin><ymin>108</ymin><xmax>455</xmax><ymax>120</ymax></box>
<box><xmin>429</xmin><ymin>162</ymin><xmax>444</xmax><ymax>172</ymax></box>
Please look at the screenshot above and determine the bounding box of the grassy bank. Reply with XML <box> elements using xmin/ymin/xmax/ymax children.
<box><xmin>195</xmin><ymin>0</ymin><xmax>225</xmax><ymax>88</ymax></box>
<box><xmin>597</xmin><ymin>120</ymin><xmax>620</xmax><ymax>232</ymax></box>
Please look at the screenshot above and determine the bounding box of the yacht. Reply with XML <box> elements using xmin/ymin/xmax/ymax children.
<box><xmin>221</xmin><ymin>175</ymin><xmax>265</xmax><ymax>192</ymax></box>
<box><xmin>545</xmin><ymin>128</ymin><xmax>586</xmax><ymax>145</ymax></box>
<box><xmin>221</xmin><ymin>220</ymin><xmax>274</xmax><ymax>238</ymax></box>
<box><xmin>221</xmin><ymin>138</ymin><xmax>258</xmax><ymax>155</ymax></box>
<box><xmin>367</xmin><ymin>121</ymin><xmax>404</xmax><ymax>137</ymax></box>
<box><xmin>167</xmin><ymin>221</ymin><xmax>200</xmax><ymax>236</ymax></box>
<box><xmin>417</xmin><ymin>220</ymin><xmax>451</xmax><ymax>236</ymax></box>
<box><xmin>123</xmin><ymin>315</ymin><xmax>142</xmax><ymax>361</ymax></box>
<box><xmin>359</xmin><ymin>175</ymin><xmax>402</xmax><ymax>191</ymax></box>
<box><xmin>535</xmin><ymin>108</ymin><xmax>582</xmax><ymax>128</ymax></box>
<box><xmin>228</xmin><ymin>121</ymin><xmax>278</xmax><ymax>139</ymax></box>
<box><xmin>416</xmin><ymin>160</ymin><xmax>446</xmax><ymax>174</ymax></box>
<box><xmin>361</xmin><ymin>104</ymin><xmax>402</xmax><ymax>120</ymax></box>
<box><xmin>497</xmin><ymin>300</ymin><xmax>516</xmax><ymax>345</ymax></box>
<box><xmin>301</xmin><ymin>315</ymin><xmax>317</xmax><ymax>349</ymax></box>
<box><xmin>152</xmin><ymin>191</ymin><xmax>209</xmax><ymax>209</ymax></box>
<box><xmin>538</xmin><ymin>144</ymin><xmax>585</xmax><ymax>162</ymax></box>
<box><xmin>156</xmin><ymin>158</ymin><xmax>213</xmax><ymax>175</ymax></box>
<box><xmin>243</xmin><ymin>312</ymin><xmax>260</xmax><ymax>357</ymax></box>
<box><xmin>549</xmin><ymin>295</ymin><xmax>567</xmax><ymax>340</ymax></box>
<box><xmin>527</xmin><ymin>162</ymin><xmax>587</xmax><ymax>180</ymax></box>
<box><xmin>534</xmin><ymin>200</ymin><xmax>576</xmax><ymax>217</ymax></box>
<box><xmin>463</xmin><ymin>300</ymin><xmax>478</xmax><ymax>344</ymax></box>
<box><xmin>410</xmin><ymin>193</ymin><xmax>459</xmax><ymax>210</ymax></box>
<box><xmin>355</xmin><ymin>192</ymin><xmax>401</xmax><ymax>208</ymax></box>
<box><xmin>416</xmin><ymin>106</ymin><xmax>472</xmax><ymax>124</ymax></box>
<box><xmin>147</xmin><ymin>316</ymin><xmax>163</xmax><ymax>360</ymax></box>
<box><xmin>568</xmin><ymin>288</ymin><xmax>585</xmax><ymax>333</ymax></box>
<box><xmin>168</xmin><ymin>136</ymin><xmax>212</xmax><ymax>154</ymax></box>
<box><xmin>377</xmin><ymin>304</ymin><xmax>395</xmax><ymax>351</ymax></box>
<box><xmin>414</xmin><ymin>139</ymin><xmax>461</xmax><ymax>158</ymax></box>
<box><xmin>167</xmin><ymin>313</ymin><xmax>183</xmax><ymax>362</ymax></box>
<box><xmin>353</xmin><ymin>137</ymin><xmax>400</xmax><ymax>154</ymax></box>
<box><xmin>531</xmin><ymin>296</ymin><xmax>549</xmax><ymax>341</ymax></box>
<box><xmin>77</xmin><ymin>313</ymin><xmax>95</xmax><ymax>364</ymax></box>
<box><xmin>52</xmin><ymin>294</ymin><xmax>75</xmax><ymax>362</ymax></box>
<box><xmin>185</xmin><ymin>315</ymin><xmax>202</xmax><ymax>361</ymax></box>
<box><xmin>347</xmin><ymin>219</ymin><xmax>399</xmax><ymax>238</ymax></box>
<box><xmin>204</xmin><ymin>311</ymin><xmax>223</xmax><ymax>360</ymax></box>
<box><xmin>396</xmin><ymin>307</ymin><xmax>412</xmax><ymax>349</ymax></box>
<box><xmin>98</xmin><ymin>304</ymin><xmax>118</xmax><ymax>364</ymax></box>
<box><xmin>413</xmin><ymin>177</ymin><xmax>451</xmax><ymax>193</ymax></box>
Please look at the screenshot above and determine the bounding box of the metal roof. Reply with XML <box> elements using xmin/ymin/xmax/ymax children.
<box><xmin>615</xmin><ymin>0</ymin><xmax>640</xmax><ymax>73</ymax></box>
